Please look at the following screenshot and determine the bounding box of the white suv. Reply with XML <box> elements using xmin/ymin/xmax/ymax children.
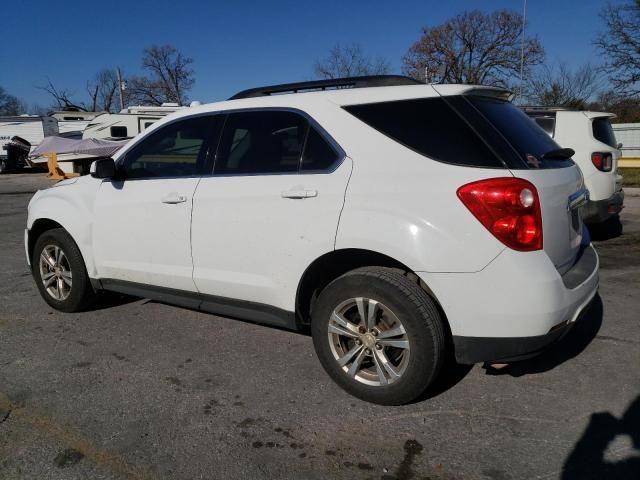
<box><xmin>26</xmin><ymin>76</ymin><xmax>599</xmax><ymax>405</ymax></box>
<box><xmin>525</xmin><ymin>108</ymin><xmax>624</xmax><ymax>225</ymax></box>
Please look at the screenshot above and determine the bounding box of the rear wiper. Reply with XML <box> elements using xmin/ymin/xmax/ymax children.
<box><xmin>540</xmin><ymin>148</ymin><xmax>575</xmax><ymax>160</ymax></box>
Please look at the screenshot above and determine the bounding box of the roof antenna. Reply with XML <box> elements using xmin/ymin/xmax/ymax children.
<box><xmin>518</xmin><ymin>0</ymin><xmax>528</xmax><ymax>103</ymax></box>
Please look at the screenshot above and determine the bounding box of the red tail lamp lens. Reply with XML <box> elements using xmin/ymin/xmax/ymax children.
<box><xmin>457</xmin><ymin>178</ymin><xmax>543</xmax><ymax>251</ymax></box>
<box><xmin>591</xmin><ymin>152</ymin><xmax>613</xmax><ymax>172</ymax></box>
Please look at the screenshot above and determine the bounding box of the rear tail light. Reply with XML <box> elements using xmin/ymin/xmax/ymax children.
<box><xmin>457</xmin><ymin>178</ymin><xmax>543</xmax><ymax>251</ymax></box>
<box><xmin>591</xmin><ymin>152</ymin><xmax>613</xmax><ymax>172</ymax></box>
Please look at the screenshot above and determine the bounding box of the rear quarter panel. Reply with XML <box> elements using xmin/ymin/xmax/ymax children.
<box><xmin>328</xmin><ymin>110</ymin><xmax>506</xmax><ymax>273</ymax></box>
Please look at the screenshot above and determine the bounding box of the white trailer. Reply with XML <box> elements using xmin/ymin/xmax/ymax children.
<box><xmin>50</xmin><ymin>110</ymin><xmax>101</xmax><ymax>138</ymax></box>
<box><xmin>82</xmin><ymin>104</ymin><xmax>185</xmax><ymax>140</ymax></box>
<box><xmin>28</xmin><ymin>103</ymin><xmax>190</xmax><ymax>174</ymax></box>
<box><xmin>0</xmin><ymin>116</ymin><xmax>59</xmax><ymax>173</ymax></box>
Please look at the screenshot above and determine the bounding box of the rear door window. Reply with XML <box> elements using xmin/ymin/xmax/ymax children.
<box><xmin>592</xmin><ymin>117</ymin><xmax>618</xmax><ymax>148</ymax></box>
<box><xmin>214</xmin><ymin>110</ymin><xmax>342</xmax><ymax>175</ymax></box>
<box><xmin>344</xmin><ymin>98</ymin><xmax>503</xmax><ymax>168</ymax></box>
<box><xmin>215</xmin><ymin>111</ymin><xmax>307</xmax><ymax>174</ymax></box>
<box><xmin>301</xmin><ymin>127</ymin><xmax>339</xmax><ymax>171</ymax></box>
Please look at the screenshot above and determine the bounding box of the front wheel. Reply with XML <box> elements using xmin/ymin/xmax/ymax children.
<box><xmin>311</xmin><ymin>267</ymin><xmax>446</xmax><ymax>405</ymax></box>
<box><xmin>32</xmin><ymin>228</ymin><xmax>97</xmax><ymax>312</ymax></box>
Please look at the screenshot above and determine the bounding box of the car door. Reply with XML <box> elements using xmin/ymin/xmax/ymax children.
<box><xmin>191</xmin><ymin>110</ymin><xmax>352</xmax><ymax>313</ymax></box>
<box><xmin>92</xmin><ymin>115</ymin><xmax>221</xmax><ymax>291</ymax></box>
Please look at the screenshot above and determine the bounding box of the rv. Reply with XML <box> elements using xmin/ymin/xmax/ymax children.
<box><xmin>50</xmin><ymin>110</ymin><xmax>101</xmax><ymax>138</ymax></box>
<box><xmin>0</xmin><ymin>116</ymin><xmax>58</xmax><ymax>173</ymax></box>
<box><xmin>82</xmin><ymin>103</ymin><xmax>185</xmax><ymax>140</ymax></box>
<box><xmin>28</xmin><ymin>103</ymin><xmax>193</xmax><ymax>174</ymax></box>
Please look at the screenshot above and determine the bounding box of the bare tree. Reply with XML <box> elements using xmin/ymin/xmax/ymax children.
<box><xmin>0</xmin><ymin>86</ymin><xmax>26</xmax><ymax>115</ymax></box>
<box><xmin>588</xmin><ymin>90</ymin><xmax>640</xmax><ymax>122</ymax></box>
<box><xmin>39</xmin><ymin>78</ymin><xmax>85</xmax><ymax>111</ymax></box>
<box><xmin>128</xmin><ymin>45</ymin><xmax>195</xmax><ymax>105</ymax></box>
<box><xmin>314</xmin><ymin>43</ymin><xmax>390</xmax><ymax>79</ymax></box>
<box><xmin>595</xmin><ymin>0</ymin><xmax>640</xmax><ymax>96</ymax></box>
<box><xmin>527</xmin><ymin>63</ymin><xmax>602</xmax><ymax>108</ymax></box>
<box><xmin>402</xmin><ymin>9</ymin><xmax>544</xmax><ymax>88</ymax></box>
<box><xmin>86</xmin><ymin>69</ymin><xmax>121</xmax><ymax>112</ymax></box>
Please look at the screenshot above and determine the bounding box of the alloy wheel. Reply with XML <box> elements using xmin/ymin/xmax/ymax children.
<box><xmin>39</xmin><ymin>244</ymin><xmax>72</xmax><ymax>301</ymax></box>
<box><xmin>327</xmin><ymin>297</ymin><xmax>410</xmax><ymax>386</ymax></box>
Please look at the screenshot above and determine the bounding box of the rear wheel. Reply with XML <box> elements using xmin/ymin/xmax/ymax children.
<box><xmin>311</xmin><ymin>267</ymin><xmax>446</xmax><ymax>405</ymax></box>
<box><xmin>32</xmin><ymin>228</ymin><xmax>97</xmax><ymax>312</ymax></box>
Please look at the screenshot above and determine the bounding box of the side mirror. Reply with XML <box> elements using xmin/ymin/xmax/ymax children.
<box><xmin>90</xmin><ymin>158</ymin><xmax>116</xmax><ymax>179</ymax></box>
<box><xmin>617</xmin><ymin>142</ymin><xmax>623</xmax><ymax>150</ymax></box>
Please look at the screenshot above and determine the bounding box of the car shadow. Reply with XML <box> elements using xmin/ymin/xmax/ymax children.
<box><xmin>486</xmin><ymin>293</ymin><xmax>603</xmax><ymax>378</ymax></box>
<box><xmin>561</xmin><ymin>395</ymin><xmax>640</xmax><ymax>479</ymax></box>
<box><xmin>88</xmin><ymin>292</ymin><xmax>140</xmax><ymax>311</ymax></box>
<box><xmin>588</xmin><ymin>216</ymin><xmax>623</xmax><ymax>241</ymax></box>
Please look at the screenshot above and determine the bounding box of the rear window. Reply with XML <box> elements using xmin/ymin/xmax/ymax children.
<box><xmin>592</xmin><ymin>117</ymin><xmax>617</xmax><ymax>148</ymax></box>
<box><xmin>469</xmin><ymin>98</ymin><xmax>572</xmax><ymax>169</ymax></box>
<box><xmin>531</xmin><ymin>116</ymin><xmax>556</xmax><ymax>137</ymax></box>
<box><xmin>344</xmin><ymin>98</ymin><xmax>503</xmax><ymax>168</ymax></box>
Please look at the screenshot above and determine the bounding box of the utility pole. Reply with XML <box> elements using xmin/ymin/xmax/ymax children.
<box><xmin>518</xmin><ymin>0</ymin><xmax>528</xmax><ymax>103</ymax></box>
<box><xmin>116</xmin><ymin>67</ymin><xmax>125</xmax><ymax>111</ymax></box>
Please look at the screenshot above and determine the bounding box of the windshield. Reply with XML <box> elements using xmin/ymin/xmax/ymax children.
<box><xmin>469</xmin><ymin>97</ymin><xmax>573</xmax><ymax>168</ymax></box>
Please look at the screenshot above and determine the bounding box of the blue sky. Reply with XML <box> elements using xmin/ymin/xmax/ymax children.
<box><xmin>1</xmin><ymin>0</ymin><xmax>607</xmax><ymax>109</ymax></box>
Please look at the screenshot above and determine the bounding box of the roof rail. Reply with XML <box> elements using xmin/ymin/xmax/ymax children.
<box><xmin>229</xmin><ymin>75</ymin><xmax>421</xmax><ymax>100</ymax></box>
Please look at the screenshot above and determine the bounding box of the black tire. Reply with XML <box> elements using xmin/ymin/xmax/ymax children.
<box><xmin>311</xmin><ymin>267</ymin><xmax>446</xmax><ymax>405</ymax></box>
<box><xmin>32</xmin><ymin>228</ymin><xmax>97</xmax><ymax>312</ymax></box>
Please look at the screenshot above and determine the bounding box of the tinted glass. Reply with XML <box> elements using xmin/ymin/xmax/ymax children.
<box><xmin>215</xmin><ymin>111</ymin><xmax>306</xmax><ymax>174</ymax></box>
<box><xmin>301</xmin><ymin>127</ymin><xmax>339</xmax><ymax>171</ymax></box>
<box><xmin>470</xmin><ymin>98</ymin><xmax>567</xmax><ymax>166</ymax></box>
<box><xmin>344</xmin><ymin>98</ymin><xmax>502</xmax><ymax>167</ymax></box>
<box><xmin>110</xmin><ymin>126</ymin><xmax>128</xmax><ymax>138</ymax></box>
<box><xmin>532</xmin><ymin>117</ymin><xmax>556</xmax><ymax>137</ymax></box>
<box><xmin>122</xmin><ymin>116</ymin><xmax>213</xmax><ymax>179</ymax></box>
<box><xmin>592</xmin><ymin>117</ymin><xmax>617</xmax><ymax>148</ymax></box>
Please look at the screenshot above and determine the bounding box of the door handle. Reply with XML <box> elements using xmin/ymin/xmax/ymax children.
<box><xmin>161</xmin><ymin>193</ymin><xmax>187</xmax><ymax>204</ymax></box>
<box><xmin>281</xmin><ymin>189</ymin><xmax>318</xmax><ymax>199</ymax></box>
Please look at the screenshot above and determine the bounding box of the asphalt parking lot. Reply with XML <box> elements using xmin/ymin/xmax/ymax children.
<box><xmin>1</xmin><ymin>171</ymin><xmax>639</xmax><ymax>480</ymax></box>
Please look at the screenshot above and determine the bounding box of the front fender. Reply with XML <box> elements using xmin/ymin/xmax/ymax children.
<box><xmin>27</xmin><ymin>178</ymin><xmax>100</xmax><ymax>276</ymax></box>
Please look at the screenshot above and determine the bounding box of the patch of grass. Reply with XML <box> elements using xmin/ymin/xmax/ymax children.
<box><xmin>619</xmin><ymin>167</ymin><xmax>640</xmax><ymax>187</ymax></box>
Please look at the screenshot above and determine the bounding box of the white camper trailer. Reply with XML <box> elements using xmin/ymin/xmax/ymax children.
<box><xmin>50</xmin><ymin>110</ymin><xmax>101</xmax><ymax>138</ymax></box>
<box><xmin>82</xmin><ymin>103</ymin><xmax>185</xmax><ymax>140</ymax></box>
<box><xmin>0</xmin><ymin>116</ymin><xmax>59</xmax><ymax>173</ymax></box>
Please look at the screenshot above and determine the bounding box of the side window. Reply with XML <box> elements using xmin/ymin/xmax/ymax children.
<box><xmin>301</xmin><ymin>127</ymin><xmax>339</xmax><ymax>171</ymax></box>
<box><xmin>122</xmin><ymin>116</ymin><xmax>215</xmax><ymax>179</ymax></box>
<box><xmin>110</xmin><ymin>126</ymin><xmax>128</xmax><ymax>138</ymax></box>
<box><xmin>345</xmin><ymin>98</ymin><xmax>503</xmax><ymax>168</ymax></box>
<box><xmin>215</xmin><ymin>111</ymin><xmax>307</xmax><ymax>174</ymax></box>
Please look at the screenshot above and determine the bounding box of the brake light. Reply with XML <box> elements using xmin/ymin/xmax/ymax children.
<box><xmin>591</xmin><ymin>152</ymin><xmax>613</xmax><ymax>172</ymax></box>
<box><xmin>457</xmin><ymin>178</ymin><xmax>543</xmax><ymax>251</ymax></box>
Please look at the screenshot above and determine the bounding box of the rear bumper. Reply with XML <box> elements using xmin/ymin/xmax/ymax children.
<box><xmin>418</xmin><ymin>243</ymin><xmax>599</xmax><ymax>364</ymax></box>
<box><xmin>583</xmin><ymin>190</ymin><xmax>624</xmax><ymax>224</ymax></box>
<box><xmin>452</xmin><ymin>295</ymin><xmax>594</xmax><ymax>364</ymax></box>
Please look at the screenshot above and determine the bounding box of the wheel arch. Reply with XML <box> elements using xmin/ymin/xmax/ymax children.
<box><xmin>28</xmin><ymin>218</ymin><xmax>65</xmax><ymax>264</ymax></box>
<box><xmin>295</xmin><ymin>248</ymin><xmax>450</xmax><ymax>336</ymax></box>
